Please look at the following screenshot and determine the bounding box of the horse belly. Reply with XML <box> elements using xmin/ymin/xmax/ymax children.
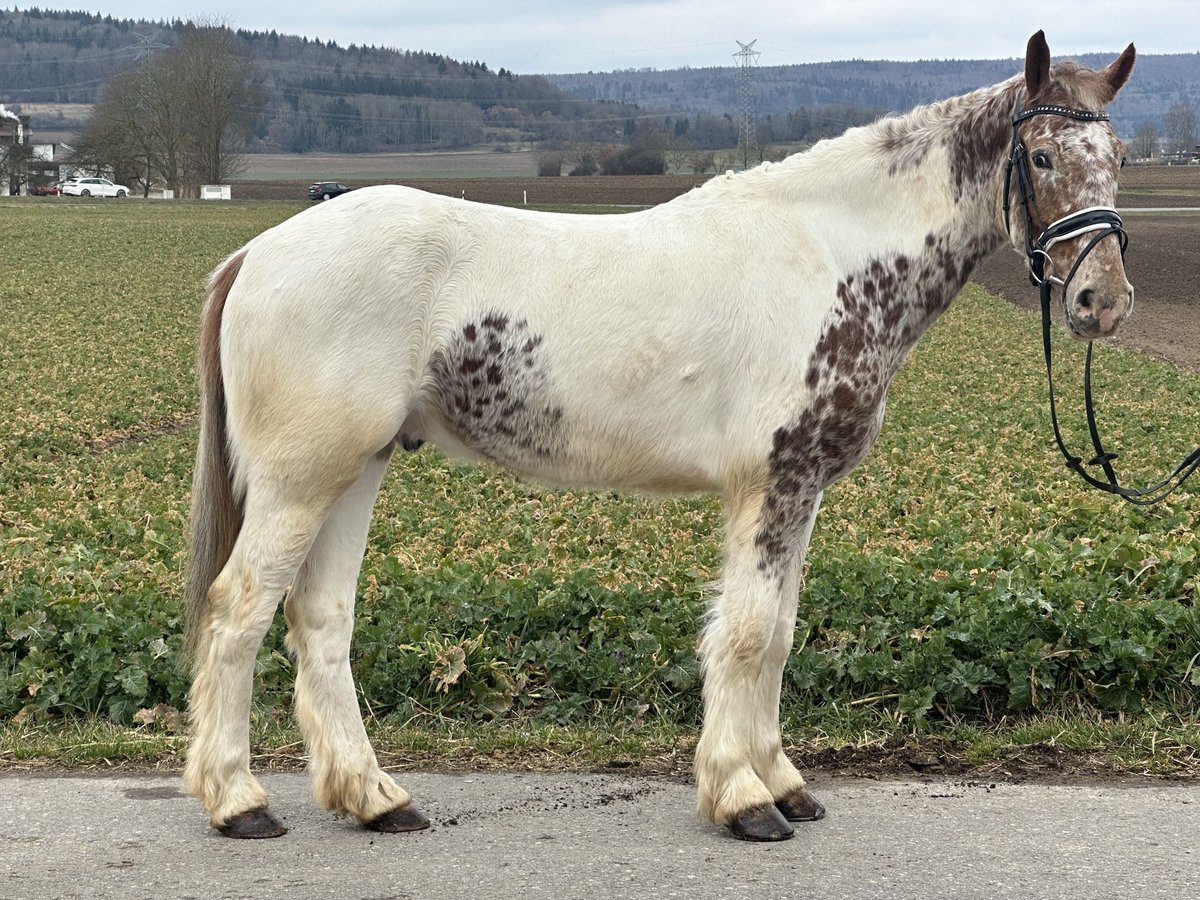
<box><xmin>409</xmin><ymin>312</ymin><xmax>725</xmax><ymax>492</ymax></box>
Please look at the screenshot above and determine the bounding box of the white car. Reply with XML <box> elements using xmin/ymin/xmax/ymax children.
<box><xmin>61</xmin><ymin>177</ymin><xmax>129</xmax><ymax>198</ymax></box>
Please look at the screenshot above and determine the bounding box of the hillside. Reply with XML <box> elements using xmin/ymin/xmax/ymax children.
<box><xmin>549</xmin><ymin>52</ymin><xmax>1200</xmax><ymax>137</ymax></box>
<box><xmin>1</xmin><ymin>9</ymin><xmax>1195</xmax><ymax>150</ymax></box>
<box><xmin>0</xmin><ymin>8</ymin><xmax>637</xmax><ymax>150</ymax></box>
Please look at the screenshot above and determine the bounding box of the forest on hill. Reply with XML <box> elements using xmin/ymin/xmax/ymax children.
<box><xmin>1</xmin><ymin>9</ymin><xmax>1196</xmax><ymax>152</ymax></box>
<box><xmin>0</xmin><ymin>8</ymin><xmax>635</xmax><ymax>150</ymax></box>
<box><xmin>549</xmin><ymin>51</ymin><xmax>1200</xmax><ymax>138</ymax></box>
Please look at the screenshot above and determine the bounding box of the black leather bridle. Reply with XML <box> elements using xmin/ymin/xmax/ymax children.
<box><xmin>1004</xmin><ymin>101</ymin><xmax>1200</xmax><ymax>505</ymax></box>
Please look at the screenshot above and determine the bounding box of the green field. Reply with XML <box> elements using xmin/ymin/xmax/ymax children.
<box><xmin>1</xmin><ymin>198</ymin><xmax>1198</xmax><ymax>772</ymax></box>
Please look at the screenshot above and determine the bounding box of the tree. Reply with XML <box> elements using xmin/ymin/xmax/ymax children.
<box><xmin>73</xmin><ymin>68</ymin><xmax>176</xmax><ymax>196</ymax></box>
<box><xmin>77</xmin><ymin>22</ymin><xmax>262</xmax><ymax>196</ymax></box>
<box><xmin>0</xmin><ymin>137</ymin><xmax>32</xmax><ymax>195</ymax></box>
<box><xmin>173</xmin><ymin>24</ymin><xmax>262</xmax><ymax>187</ymax></box>
<box><xmin>664</xmin><ymin>144</ymin><xmax>692</xmax><ymax>174</ymax></box>
<box><xmin>1131</xmin><ymin>121</ymin><xmax>1157</xmax><ymax>161</ymax></box>
<box><xmin>688</xmin><ymin>149</ymin><xmax>716</xmax><ymax>174</ymax></box>
<box><xmin>1163</xmin><ymin>101</ymin><xmax>1197</xmax><ymax>161</ymax></box>
<box><xmin>567</xmin><ymin>143</ymin><xmax>598</xmax><ymax>176</ymax></box>
<box><xmin>601</xmin><ymin>124</ymin><xmax>668</xmax><ymax>175</ymax></box>
<box><xmin>536</xmin><ymin>152</ymin><xmax>563</xmax><ymax>176</ymax></box>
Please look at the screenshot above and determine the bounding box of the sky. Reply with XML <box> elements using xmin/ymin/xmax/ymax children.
<box><xmin>68</xmin><ymin>1</ymin><xmax>1199</xmax><ymax>74</ymax></box>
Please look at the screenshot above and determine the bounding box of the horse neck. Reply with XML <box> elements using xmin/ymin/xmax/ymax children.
<box><xmin>761</xmin><ymin>77</ymin><xmax>1025</xmax><ymax>375</ymax></box>
<box><xmin>822</xmin><ymin>77</ymin><xmax>1022</xmax><ymax>313</ymax></box>
<box><xmin>842</xmin><ymin>76</ymin><xmax>1021</xmax><ymax>244</ymax></box>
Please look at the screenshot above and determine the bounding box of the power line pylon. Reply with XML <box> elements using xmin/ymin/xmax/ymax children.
<box><xmin>733</xmin><ymin>39</ymin><xmax>760</xmax><ymax>169</ymax></box>
<box><xmin>131</xmin><ymin>31</ymin><xmax>169</xmax><ymax>61</ymax></box>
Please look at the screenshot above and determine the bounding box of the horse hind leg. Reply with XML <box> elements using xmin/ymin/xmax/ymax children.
<box><xmin>284</xmin><ymin>451</ymin><xmax>428</xmax><ymax>833</ymax></box>
<box><xmin>184</xmin><ymin>474</ymin><xmax>341</xmax><ymax>838</ymax></box>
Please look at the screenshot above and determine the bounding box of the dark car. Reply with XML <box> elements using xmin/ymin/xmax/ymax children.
<box><xmin>30</xmin><ymin>182</ymin><xmax>62</xmax><ymax>196</ymax></box>
<box><xmin>308</xmin><ymin>181</ymin><xmax>351</xmax><ymax>201</ymax></box>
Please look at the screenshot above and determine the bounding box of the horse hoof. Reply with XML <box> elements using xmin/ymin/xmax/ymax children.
<box><xmin>365</xmin><ymin>803</ymin><xmax>431</xmax><ymax>833</ymax></box>
<box><xmin>217</xmin><ymin>807</ymin><xmax>288</xmax><ymax>839</ymax></box>
<box><xmin>727</xmin><ymin>804</ymin><xmax>795</xmax><ymax>842</ymax></box>
<box><xmin>775</xmin><ymin>787</ymin><xmax>826</xmax><ymax>822</ymax></box>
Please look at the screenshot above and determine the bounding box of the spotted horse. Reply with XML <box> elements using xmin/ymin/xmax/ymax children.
<box><xmin>183</xmin><ymin>32</ymin><xmax>1136</xmax><ymax>842</ymax></box>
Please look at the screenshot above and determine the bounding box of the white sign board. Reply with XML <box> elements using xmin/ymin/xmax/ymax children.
<box><xmin>201</xmin><ymin>184</ymin><xmax>231</xmax><ymax>200</ymax></box>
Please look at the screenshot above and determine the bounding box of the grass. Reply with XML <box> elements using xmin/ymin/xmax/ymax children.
<box><xmin>5</xmin><ymin>713</ymin><xmax>1198</xmax><ymax>779</ymax></box>
<box><xmin>1</xmin><ymin>196</ymin><xmax>1198</xmax><ymax>776</ymax></box>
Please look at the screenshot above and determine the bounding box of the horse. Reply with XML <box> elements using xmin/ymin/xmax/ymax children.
<box><xmin>182</xmin><ymin>32</ymin><xmax>1136</xmax><ymax>842</ymax></box>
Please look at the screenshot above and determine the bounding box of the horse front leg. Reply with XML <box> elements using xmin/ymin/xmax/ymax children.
<box><xmin>695</xmin><ymin>487</ymin><xmax>825</xmax><ymax>842</ymax></box>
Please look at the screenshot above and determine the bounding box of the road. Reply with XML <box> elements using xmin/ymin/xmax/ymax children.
<box><xmin>2</xmin><ymin>770</ymin><xmax>1197</xmax><ymax>899</ymax></box>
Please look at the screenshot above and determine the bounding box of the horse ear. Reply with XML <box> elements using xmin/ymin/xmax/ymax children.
<box><xmin>1024</xmin><ymin>30</ymin><xmax>1051</xmax><ymax>99</ymax></box>
<box><xmin>1100</xmin><ymin>43</ymin><xmax>1136</xmax><ymax>101</ymax></box>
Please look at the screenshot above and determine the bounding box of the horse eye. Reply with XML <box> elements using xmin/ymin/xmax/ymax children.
<box><xmin>1032</xmin><ymin>151</ymin><xmax>1053</xmax><ymax>170</ymax></box>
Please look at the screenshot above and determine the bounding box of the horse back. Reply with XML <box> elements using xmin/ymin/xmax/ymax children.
<box><xmin>220</xmin><ymin>185</ymin><xmax>840</xmax><ymax>493</ymax></box>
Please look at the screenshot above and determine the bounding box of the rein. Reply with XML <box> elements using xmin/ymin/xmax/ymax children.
<box><xmin>1004</xmin><ymin>102</ymin><xmax>1200</xmax><ymax>505</ymax></box>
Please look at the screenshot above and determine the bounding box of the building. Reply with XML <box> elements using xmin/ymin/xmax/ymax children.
<box><xmin>1</xmin><ymin>108</ymin><xmax>67</xmax><ymax>194</ymax></box>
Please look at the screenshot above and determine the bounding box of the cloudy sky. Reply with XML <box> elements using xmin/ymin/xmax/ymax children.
<box><xmin>75</xmin><ymin>1</ymin><xmax>1197</xmax><ymax>73</ymax></box>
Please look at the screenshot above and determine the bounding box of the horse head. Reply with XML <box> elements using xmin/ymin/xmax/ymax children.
<box><xmin>1005</xmin><ymin>31</ymin><xmax>1136</xmax><ymax>340</ymax></box>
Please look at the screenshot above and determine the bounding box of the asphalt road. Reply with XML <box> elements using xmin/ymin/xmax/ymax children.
<box><xmin>2</xmin><ymin>770</ymin><xmax>1197</xmax><ymax>899</ymax></box>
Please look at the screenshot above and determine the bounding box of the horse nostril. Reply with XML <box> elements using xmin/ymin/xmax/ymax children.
<box><xmin>1076</xmin><ymin>289</ymin><xmax>1094</xmax><ymax>313</ymax></box>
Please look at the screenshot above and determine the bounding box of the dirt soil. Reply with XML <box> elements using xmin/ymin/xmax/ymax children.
<box><xmin>307</xmin><ymin>735</ymin><xmax>1200</xmax><ymax>784</ymax></box>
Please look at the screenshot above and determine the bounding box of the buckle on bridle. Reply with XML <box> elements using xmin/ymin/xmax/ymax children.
<box><xmin>1027</xmin><ymin>249</ymin><xmax>1054</xmax><ymax>287</ymax></box>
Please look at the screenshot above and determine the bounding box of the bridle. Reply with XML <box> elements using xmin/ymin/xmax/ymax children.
<box><xmin>1004</xmin><ymin>100</ymin><xmax>1200</xmax><ymax>505</ymax></box>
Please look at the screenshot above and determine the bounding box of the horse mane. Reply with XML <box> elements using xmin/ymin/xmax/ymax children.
<box><xmin>684</xmin><ymin>76</ymin><xmax>1018</xmax><ymax>207</ymax></box>
<box><xmin>688</xmin><ymin>58</ymin><xmax>1113</xmax><ymax>204</ymax></box>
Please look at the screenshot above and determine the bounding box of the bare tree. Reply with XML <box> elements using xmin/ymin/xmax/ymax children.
<box><xmin>536</xmin><ymin>152</ymin><xmax>563</xmax><ymax>176</ymax></box>
<box><xmin>568</xmin><ymin>142</ymin><xmax>598</xmax><ymax>176</ymax></box>
<box><xmin>78</xmin><ymin>22</ymin><xmax>262</xmax><ymax>197</ymax></box>
<box><xmin>664</xmin><ymin>144</ymin><xmax>692</xmax><ymax>174</ymax></box>
<box><xmin>75</xmin><ymin>69</ymin><xmax>167</xmax><ymax>195</ymax></box>
<box><xmin>0</xmin><ymin>139</ymin><xmax>32</xmax><ymax>195</ymax></box>
<box><xmin>688</xmin><ymin>150</ymin><xmax>716</xmax><ymax>174</ymax></box>
<box><xmin>1131</xmin><ymin>121</ymin><xmax>1158</xmax><ymax>161</ymax></box>
<box><xmin>1163</xmin><ymin>101</ymin><xmax>1197</xmax><ymax>161</ymax></box>
<box><xmin>173</xmin><ymin>23</ymin><xmax>261</xmax><ymax>191</ymax></box>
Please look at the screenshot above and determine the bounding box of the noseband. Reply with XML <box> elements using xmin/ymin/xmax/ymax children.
<box><xmin>1004</xmin><ymin>101</ymin><xmax>1199</xmax><ymax>505</ymax></box>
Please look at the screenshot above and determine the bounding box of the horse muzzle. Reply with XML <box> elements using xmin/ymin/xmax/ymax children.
<box><xmin>1063</xmin><ymin>279</ymin><xmax>1134</xmax><ymax>340</ymax></box>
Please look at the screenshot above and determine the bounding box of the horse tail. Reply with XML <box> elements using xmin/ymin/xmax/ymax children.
<box><xmin>181</xmin><ymin>250</ymin><xmax>247</xmax><ymax>669</ymax></box>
